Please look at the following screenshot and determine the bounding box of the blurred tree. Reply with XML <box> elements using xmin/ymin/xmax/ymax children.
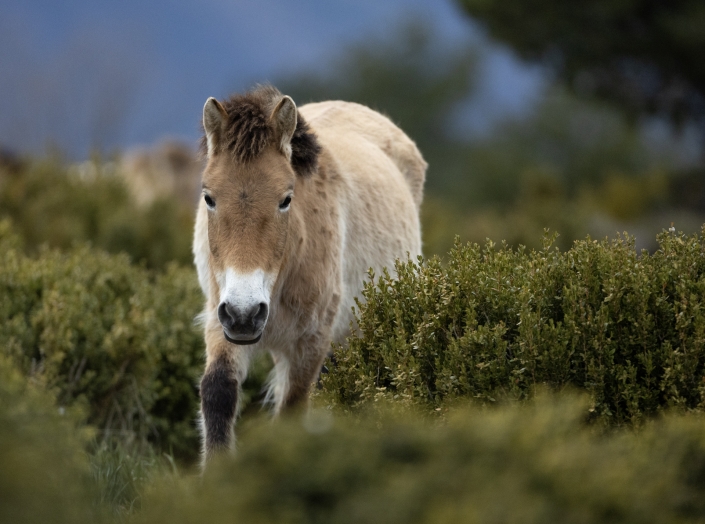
<box><xmin>457</xmin><ymin>87</ymin><xmax>674</xmax><ymax>206</ymax></box>
<box><xmin>458</xmin><ymin>0</ymin><xmax>705</xmax><ymax>132</ymax></box>
<box><xmin>279</xmin><ymin>20</ymin><xmax>480</xmax><ymax>197</ymax></box>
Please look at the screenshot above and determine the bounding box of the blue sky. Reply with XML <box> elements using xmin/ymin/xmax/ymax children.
<box><xmin>0</xmin><ymin>0</ymin><xmax>545</xmax><ymax>158</ymax></box>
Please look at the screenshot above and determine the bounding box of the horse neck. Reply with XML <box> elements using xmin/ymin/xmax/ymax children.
<box><xmin>274</xmin><ymin>205</ymin><xmax>306</xmax><ymax>295</ymax></box>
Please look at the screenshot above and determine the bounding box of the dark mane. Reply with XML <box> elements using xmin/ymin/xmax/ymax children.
<box><xmin>200</xmin><ymin>85</ymin><xmax>321</xmax><ymax>177</ymax></box>
<box><xmin>289</xmin><ymin>115</ymin><xmax>321</xmax><ymax>178</ymax></box>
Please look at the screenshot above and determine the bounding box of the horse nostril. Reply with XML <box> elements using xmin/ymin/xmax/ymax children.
<box><xmin>253</xmin><ymin>302</ymin><xmax>268</xmax><ymax>325</ymax></box>
<box><xmin>217</xmin><ymin>302</ymin><xmax>236</xmax><ymax>329</ymax></box>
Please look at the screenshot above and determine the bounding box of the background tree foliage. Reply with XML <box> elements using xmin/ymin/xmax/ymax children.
<box><xmin>459</xmin><ymin>0</ymin><xmax>705</xmax><ymax>130</ymax></box>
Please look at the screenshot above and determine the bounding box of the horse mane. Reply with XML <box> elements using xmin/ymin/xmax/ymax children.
<box><xmin>200</xmin><ymin>85</ymin><xmax>321</xmax><ymax>177</ymax></box>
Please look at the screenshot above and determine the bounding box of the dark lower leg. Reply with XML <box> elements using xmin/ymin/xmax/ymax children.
<box><xmin>200</xmin><ymin>354</ymin><xmax>239</xmax><ymax>458</ymax></box>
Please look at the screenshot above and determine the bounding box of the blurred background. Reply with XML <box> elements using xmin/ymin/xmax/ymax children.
<box><xmin>2</xmin><ymin>0</ymin><xmax>705</xmax><ymax>258</ymax></box>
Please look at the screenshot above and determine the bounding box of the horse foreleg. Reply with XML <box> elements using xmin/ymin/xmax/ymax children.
<box><xmin>269</xmin><ymin>336</ymin><xmax>329</xmax><ymax>414</ymax></box>
<box><xmin>199</xmin><ymin>327</ymin><xmax>250</xmax><ymax>465</ymax></box>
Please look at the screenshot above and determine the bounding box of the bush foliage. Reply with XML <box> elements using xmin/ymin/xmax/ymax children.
<box><xmin>0</xmin><ymin>354</ymin><xmax>104</xmax><ymax>524</ymax></box>
<box><xmin>137</xmin><ymin>395</ymin><xmax>705</xmax><ymax>524</ymax></box>
<box><xmin>321</xmin><ymin>228</ymin><xmax>705</xmax><ymax>425</ymax></box>
<box><xmin>0</xmin><ymin>157</ymin><xmax>194</xmax><ymax>269</ymax></box>
<box><xmin>0</xmin><ymin>221</ymin><xmax>204</xmax><ymax>458</ymax></box>
<box><xmin>9</xmin><ymin>370</ymin><xmax>705</xmax><ymax>524</ymax></box>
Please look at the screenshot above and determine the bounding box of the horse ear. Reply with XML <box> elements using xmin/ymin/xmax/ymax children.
<box><xmin>203</xmin><ymin>97</ymin><xmax>227</xmax><ymax>156</ymax></box>
<box><xmin>270</xmin><ymin>95</ymin><xmax>297</xmax><ymax>160</ymax></box>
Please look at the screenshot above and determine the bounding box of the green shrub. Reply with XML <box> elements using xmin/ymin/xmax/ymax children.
<box><xmin>0</xmin><ymin>157</ymin><xmax>194</xmax><ymax>269</ymax></box>
<box><xmin>321</xmin><ymin>227</ymin><xmax>705</xmax><ymax>425</ymax></box>
<box><xmin>136</xmin><ymin>395</ymin><xmax>705</xmax><ymax>524</ymax></box>
<box><xmin>9</xmin><ymin>380</ymin><xmax>705</xmax><ymax>524</ymax></box>
<box><xmin>0</xmin><ymin>225</ymin><xmax>205</xmax><ymax>459</ymax></box>
<box><xmin>0</xmin><ymin>354</ymin><xmax>106</xmax><ymax>524</ymax></box>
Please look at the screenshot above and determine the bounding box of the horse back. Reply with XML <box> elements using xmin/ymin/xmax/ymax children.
<box><xmin>299</xmin><ymin>101</ymin><xmax>426</xmax><ymax>210</ymax></box>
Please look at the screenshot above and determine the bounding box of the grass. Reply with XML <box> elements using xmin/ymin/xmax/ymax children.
<box><xmin>89</xmin><ymin>440</ymin><xmax>178</xmax><ymax>518</ymax></box>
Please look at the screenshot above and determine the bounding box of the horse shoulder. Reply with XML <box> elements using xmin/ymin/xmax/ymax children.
<box><xmin>299</xmin><ymin>101</ymin><xmax>426</xmax><ymax>209</ymax></box>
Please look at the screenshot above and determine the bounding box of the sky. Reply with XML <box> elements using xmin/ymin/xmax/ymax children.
<box><xmin>0</xmin><ymin>0</ymin><xmax>545</xmax><ymax>159</ymax></box>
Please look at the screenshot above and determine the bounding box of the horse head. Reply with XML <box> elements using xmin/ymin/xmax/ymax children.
<box><xmin>200</xmin><ymin>87</ymin><xmax>318</xmax><ymax>345</ymax></box>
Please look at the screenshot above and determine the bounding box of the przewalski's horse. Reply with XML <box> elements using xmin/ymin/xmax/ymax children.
<box><xmin>193</xmin><ymin>85</ymin><xmax>426</xmax><ymax>462</ymax></box>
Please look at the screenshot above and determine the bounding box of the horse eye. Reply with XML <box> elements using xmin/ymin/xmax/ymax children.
<box><xmin>279</xmin><ymin>195</ymin><xmax>292</xmax><ymax>210</ymax></box>
<box><xmin>204</xmin><ymin>194</ymin><xmax>215</xmax><ymax>209</ymax></box>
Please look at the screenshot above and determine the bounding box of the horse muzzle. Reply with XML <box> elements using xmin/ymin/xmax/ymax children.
<box><xmin>218</xmin><ymin>301</ymin><xmax>268</xmax><ymax>345</ymax></box>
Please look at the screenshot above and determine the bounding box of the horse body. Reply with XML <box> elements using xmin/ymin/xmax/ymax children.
<box><xmin>193</xmin><ymin>87</ymin><xmax>425</xmax><ymax>462</ymax></box>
